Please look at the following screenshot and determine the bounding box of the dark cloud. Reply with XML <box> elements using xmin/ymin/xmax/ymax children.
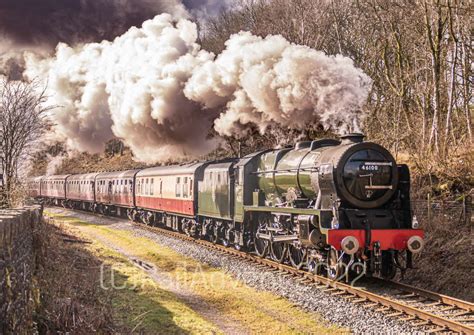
<box><xmin>183</xmin><ymin>0</ymin><xmax>231</xmax><ymax>17</ymax></box>
<box><xmin>0</xmin><ymin>0</ymin><xmax>186</xmax><ymax>49</ymax></box>
<box><xmin>0</xmin><ymin>0</ymin><xmax>235</xmax><ymax>80</ymax></box>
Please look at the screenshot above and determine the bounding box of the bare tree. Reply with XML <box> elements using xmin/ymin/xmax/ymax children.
<box><xmin>0</xmin><ymin>78</ymin><xmax>53</xmax><ymax>207</ymax></box>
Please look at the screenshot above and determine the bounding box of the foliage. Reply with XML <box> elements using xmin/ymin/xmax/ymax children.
<box><xmin>0</xmin><ymin>78</ymin><xmax>53</xmax><ymax>206</ymax></box>
<box><xmin>200</xmin><ymin>0</ymin><xmax>473</xmax><ymax>191</ymax></box>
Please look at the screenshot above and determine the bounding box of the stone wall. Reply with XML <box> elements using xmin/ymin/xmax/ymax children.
<box><xmin>0</xmin><ymin>206</ymin><xmax>42</xmax><ymax>334</ymax></box>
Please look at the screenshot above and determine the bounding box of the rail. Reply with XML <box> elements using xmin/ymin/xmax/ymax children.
<box><xmin>133</xmin><ymin>222</ymin><xmax>474</xmax><ymax>334</ymax></box>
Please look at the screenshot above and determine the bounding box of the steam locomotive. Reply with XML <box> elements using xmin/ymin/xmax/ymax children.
<box><xmin>28</xmin><ymin>133</ymin><xmax>424</xmax><ymax>280</ymax></box>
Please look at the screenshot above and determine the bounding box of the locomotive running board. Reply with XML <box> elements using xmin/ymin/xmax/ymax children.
<box><xmin>256</xmin><ymin>233</ymin><xmax>299</xmax><ymax>242</ymax></box>
<box><xmin>244</xmin><ymin>206</ymin><xmax>322</xmax><ymax>215</ymax></box>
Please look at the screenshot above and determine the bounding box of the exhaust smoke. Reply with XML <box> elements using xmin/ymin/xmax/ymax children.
<box><xmin>25</xmin><ymin>14</ymin><xmax>372</xmax><ymax>163</ymax></box>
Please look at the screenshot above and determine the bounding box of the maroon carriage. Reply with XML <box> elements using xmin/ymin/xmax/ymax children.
<box><xmin>134</xmin><ymin>163</ymin><xmax>207</xmax><ymax>226</ymax></box>
<box><xmin>27</xmin><ymin>176</ymin><xmax>43</xmax><ymax>198</ymax></box>
<box><xmin>40</xmin><ymin>175</ymin><xmax>70</xmax><ymax>205</ymax></box>
<box><xmin>95</xmin><ymin>170</ymin><xmax>140</xmax><ymax>216</ymax></box>
<box><xmin>65</xmin><ymin>173</ymin><xmax>99</xmax><ymax>210</ymax></box>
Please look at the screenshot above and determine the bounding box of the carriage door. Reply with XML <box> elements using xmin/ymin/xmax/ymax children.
<box><xmin>108</xmin><ymin>180</ymin><xmax>113</xmax><ymax>204</ymax></box>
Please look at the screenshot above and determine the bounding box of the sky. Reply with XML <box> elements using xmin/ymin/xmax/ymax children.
<box><xmin>0</xmin><ymin>0</ymin><xmax>232</xmax><ymax>51</ymax></box>
<box><xmin>0</xmin><ymin>0</ymin><xmax>233</xmax><ymax>79</ymax></box>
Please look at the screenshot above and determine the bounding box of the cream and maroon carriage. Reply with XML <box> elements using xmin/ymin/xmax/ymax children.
<box><xmin>27</xmin><ymin>176</ymin><xmax>43</xmax><ymax>198</ymax></box>
<box><xmin>40</xmin><ymin>175</ymin><xmax>70</xmax><ymax>206</ymax></box>
<box><xmin>65</xmin><ymin>173</ymin><xmax>99</xmax><ymax>211</ymax></box>
<box><xmin>134</xmin><ymin>163</ymin><xmax>207</xmax><ymax>229</ymax></box>
<box><xmin>95</xmin><ymin>170</ymin><xmax>140</xmax><ymax>216</ymax></box>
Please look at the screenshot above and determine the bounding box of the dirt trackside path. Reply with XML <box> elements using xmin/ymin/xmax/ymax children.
<box><xmin>45</xmin><ymin>208</ymin><xmax>343</xmax><ymax>335</ymax></box>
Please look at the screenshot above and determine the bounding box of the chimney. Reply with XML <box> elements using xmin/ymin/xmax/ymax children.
<box><xmin>340</xmin><ymin>133</ymin><xmax>365</xmax><ymax>145</ymax></box>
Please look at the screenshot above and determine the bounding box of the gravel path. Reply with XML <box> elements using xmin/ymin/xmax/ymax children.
<box><xmin>47</xmin><ymin>207</ymin><xmax>419</xmax><ymax>334</ymax></box>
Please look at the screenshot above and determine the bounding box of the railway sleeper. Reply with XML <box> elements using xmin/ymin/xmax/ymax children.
<box><xmin>426</xmin><ymin>326</ymin><xmax>447</xmax><ymax>333</ymax></box>
<box><xmin>386</xmin><ymin>311</ymin><xmax>403</xmax><ymax>317</ymax></box>
<box><xmin>451</xmin><ymin>311</ymin><xmax>472</xmax><ymax>317</ymax></box>
<box><xmin>437</xmin><ymin>305</ymin><xmax>457</xmax><ymax>312</ymax></box>
<box><xmin>452</xmin><ymin>317</ymin><xmax>474</xmax><ymax>323</ymax></box>
<box><xmin>411</xmin><ymin>320</ymin><xmax>430</xmax><ymax>327</ymax></box>
<box><xmin>375</xmin><ymin>306</ymin><xmax>391</xmax><ymax>312</ymax></box>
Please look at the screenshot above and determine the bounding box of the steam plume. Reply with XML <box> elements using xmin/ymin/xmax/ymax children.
<box><xmin>25</xmin><ymin>14</ymin><xmax>372</xmax><ymax>163</ymax></box>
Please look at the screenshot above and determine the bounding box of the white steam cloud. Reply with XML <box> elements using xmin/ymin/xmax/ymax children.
<box><xmin>25</xmin><ymin>14</ymin><xmax>371</xmax><ymax>163</ymax></box>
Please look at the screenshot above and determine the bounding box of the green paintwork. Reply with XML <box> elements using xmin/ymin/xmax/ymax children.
<box><xmin>256</xmin><ymin>148</ymin><xmax>291</xmax><ymax>205</ymax></box>
<box><xmin>234</xmin><ymin>171</ymin><xmax>244</xmax><ymax>222</ymax></box>
<box><xmin>243</xmin><ymin>206</ymin><xmax>331</xmax><ymax>238</ymax></box>
<box><xmin>233</xmin><ymin>150</ymin><xmax>272</xmax><ymax>223</ymax></box>
<box><xmin>198</xmin><ymin>164</ymin><xmax>234</xmax><ymax>220</ymax></box>
<box><xmin>257</xmin><ymin>147</ymin><xmax>321</xmax><ymax>204</ymax></box>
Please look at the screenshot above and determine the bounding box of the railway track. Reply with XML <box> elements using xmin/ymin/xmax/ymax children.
<box><xmin>132</xmin><ymin>222</ymin><xmax>474</xmax><ymax>334</ymax></box>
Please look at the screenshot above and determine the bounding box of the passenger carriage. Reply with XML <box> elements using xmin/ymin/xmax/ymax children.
<box><xmin>27</xmin><ymin>176</ymin><xmax>43</xmax><ymax>198</ymax></box>
<box><xmin>134</xmin><ymin>163</ymin><xmax>207</xmax><ymax>229</ymax></box>
<box><xmin>95</xmin><ymin>170</ymin><xmax>140</xmax><ymax>216</ymax></box>
<box><xmin>65</xmin><ymin>173</ymin><xmax>99</xmax><ymax>211</ymax></box>
<box><xmin>40</xmin><ymin>175</ymin><xmax>70</xmax><ymax>206</ymax></box>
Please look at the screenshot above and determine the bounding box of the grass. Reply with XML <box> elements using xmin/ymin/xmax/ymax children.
<box><xmin>93</xmin><ymin>245</ymin><xmax>220</xmax><ymax>334</ymax></box>
<box><xmin>45</xmin><ymin>210</ymin><xmax>346</xmax><ymax>334</ymax></box>
<box><xmin>43</xmin><ymin>211</ymin><xmax>220</xmax><ymax>334</ymax></box>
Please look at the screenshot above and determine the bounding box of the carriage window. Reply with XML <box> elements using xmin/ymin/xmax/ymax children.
<box><xmin>176</xmin><ymin>177</ymin><xmax>181</xmax><ymax>197</ymax></box>
<box><xmin>183</xmin><ymin>177</ymin><xmax>188</xmax><ymax>197</ymax></box>
<box><xmin>159</xmin><ymin>180</ymin><xmax>162</xmax><ymax>195</ymax></box>
<box><xmin>150</xmin><ymin>178</ymin><xmax>154</xmax><ymax>195</ymax></box>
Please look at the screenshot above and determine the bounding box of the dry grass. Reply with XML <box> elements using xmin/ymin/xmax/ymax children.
<box><xmin>89</xmin><ymin>244</ymin><xmax>221</xmax><ymax>334</ymax></box>
<box><xmin>37</xmin><ymin>215</ymin><xmax>221</xmax><ymax>334</ymax></box>
<box><xmin>55</xmin><ymin>215</ymin><xmax>345</xmax><ymax>335</ymax></box>
<box><xmin>402</xmin><ymin>214</ymin><xmax>473</xmax><ymax>302</ymax></box>
<box><xmin>33</xmin><ymin>218</ymin><xmax>116</xmax><ymax>333</ymax></box>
